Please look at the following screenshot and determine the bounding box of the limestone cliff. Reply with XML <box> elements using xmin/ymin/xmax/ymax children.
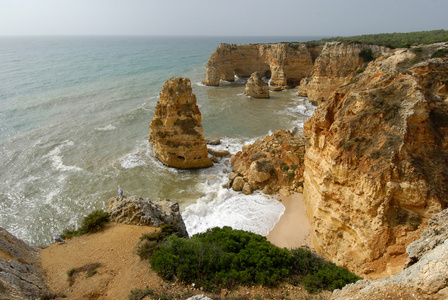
<box><xmin>303</xmin><ymin>44</ymin><xmax>448</xmax><ymax>278</ymax></box>
<box><xmin>299</xmin><ymin>42</ymin><xmax>391</xmax><ymax>104</ymax></box>
<box><xmin>149</xmin><ymin>77</ymin><xmax>213</xmax><ymax>169</ymax></box>
<box><xmin>332</xmin><ymin>209</ymin><xmax>448</xmax><ymax>300</ymax></box>
<box><xmin>229</xmin><ymin>130</ymin><xmax>305</xmax><ymax>195</ymax></box>
<box><xmin>203</xmin><ymin>43</ymin><xmax>321</xmax><ymax>90</ymax></box>
<box><xmin>0</xmin><ymin>227</ymin><xmax>49</xmax><ymax>299</ymax></box>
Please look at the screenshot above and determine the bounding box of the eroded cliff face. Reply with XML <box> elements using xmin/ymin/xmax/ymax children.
<box><xmin>299</xmin><ymin>42</ymin><xmax>391</xmax><ymax>104</ymax></box>
<box><xmin>0</xmin><ymin>227</ymin><xmax>49</xmax><ymax>299</ymax></box>
<box><xmin>203</xmin><ymin>43</ymin><xmax>321</xmax><ymax>90</ymax></box>
<box><xmin>149</xmin><ymin>77</ymin><xmax>213</xmax><ymax>169</ymax></box>
<box><xmin>303</xmin><ymin>45</ymin><xmax>448</xmax><ymax>278</ymax></box>
<box><xmin>332</xmin><ymin>209</ymin><xmax>448</xmax><ymax>300</ymax></box>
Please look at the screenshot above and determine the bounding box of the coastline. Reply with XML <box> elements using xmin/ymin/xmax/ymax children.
<box><xmin>266</xmin><ymin>192</ymin><xmax>314</xmax><ymax>250</ymax></box>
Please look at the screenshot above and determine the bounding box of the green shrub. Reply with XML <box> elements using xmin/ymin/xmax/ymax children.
<box><xmin>61</xmin><ymin>210</ymin><xmax>109</xmax><ymax>239</ymax></box>
<box><xmin>302</xmin><ymin>262</ymin><xmax>362</xmax><ymax>293</ymax></box>
<box><xmin>40</xmin><ymin>293</ymin><xmax>65</xmax><ymax>300</ymax></box>
<box><xmin>128</xmin><ymin>288</ymin><xmax>155</xmax><ymax>300</ymax></box>
<box><xmin>66</xmin><ymin>263</ymin><xmax>102</xmax><ymax>286</ymax></box>
<box><xmin>150</xmin><ymin>227</ymin><xmax>290</xmax><ymax>290</ymax></box>
<box><xmin>359</xmin><ymin>49</ymin><xmax>374</xmax><ymax>62</ymax></box>
<box><xmin>79</xmin><ymin>210</ymin><xmax>110</xmax><ymax>234</ymax></box>
<box><xmin>282</xmin><ymin>164</ymin><xmax>290</xmax><ymax>171</ymax></box>
<box><xmin>137</xmin><ymin>224</ymin><xmax>186</xmax><ymax>261</ymax></box>
<box><xmin>431</xmin><ymin>48</ymin><xmax>448</xmax><ymax>58</ymax></box>
<box><xmin>147</xmin><ymin>227</ymin><xmax>361</xmax><ymax>293</ymax></box>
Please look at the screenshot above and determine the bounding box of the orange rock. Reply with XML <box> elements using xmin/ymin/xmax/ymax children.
<box><xmin>302</xmin><ymin>45</ymin><xmax>448</xmax><ymax>278</ymax></box>
<box><xmin>149</xmin><ymin>77</ymin><xmax>213</xmax><ymax>169</ymax></box>
<box><xmin>203</xmin><ymin>43</ymin><xmax>321</xmax><ymax>89</ymax></box>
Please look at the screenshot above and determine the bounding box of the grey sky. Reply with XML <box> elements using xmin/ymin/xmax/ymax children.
<box><xmin>1</xmin><ymin>0</ymin><xmax>447</xmax><ymax>37</ymax></box>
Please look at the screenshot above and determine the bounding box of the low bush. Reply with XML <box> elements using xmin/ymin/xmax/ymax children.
<box><xmin>431</xmin><ymin>48</ymin><xmax>448</xmax><ymax>58</ymax></box>
<box><xmin>150</xmin><ymin>227</ymin><xmax>290</xmax><ymax>290</ymax></box>
<box><xmin>137</xmin><ymin>224</ymin><xmax>186</xmax><ymax>261</ymax></box>
<box><xmin>302</xmin><ymin>262</ymin><xmax>362</xmax><ymax>293</ymax></box>
<box><xmin>359</xmin><ymin>49</ymin><xmax>374</xmax><ymax>62</ymax></box>
<box><xmin>147</xmin><ymin>227</ymin><xmax>361</xmax><ymax>292</ymax></box>
<box><xmin>61</xmin><ymin>210</ymin><xmax>109</xmax><ymax>239</ymax></box>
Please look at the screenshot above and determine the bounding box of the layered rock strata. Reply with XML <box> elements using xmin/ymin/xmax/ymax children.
<box><xmin>244</xmin><ymin>71</ymin><xmax>270</xmax><ymax>98</ymax></box>
<box><xmin>203</xmin><ymin>43</ymin><xmax>321</xmax><ymax>90</ymax></box>
<box><xmin>0</xmin><ymin>227</ymin><xmax>49</xmax><ymax>299</ymax></box>
<box><xmin>149</xmin><ymin>77</ymin><xmax>213</xmax><ymax>169</ymax></box>
<box><xmin>303</xmin><ymin>45</ymin><xmax>448</xmax><ymax>277</ymax></box>
<box><xmin>299</xmin><ymin>42</ymin><xmax>391</xmax><ymax>104</ymax></box>
<box><xmin>332</xmin><ymin>209</ymin><xmax>448</xmax><ymax>300</ymax></box>
<box><xmin>108</xmin><ymin>196</ymin><xmax>188</xmax><ymax>237</ymax></box>
<box><xmin>229</xmin><ymin>129</ymin><xmax>306</xmax><ymax>195</ymax></box>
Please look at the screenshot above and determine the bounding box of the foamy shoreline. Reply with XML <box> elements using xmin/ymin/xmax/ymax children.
<box><xmin>267</xmin><ymin>192</ymin><xmax>313</xmax><ymax>250</ymax></box>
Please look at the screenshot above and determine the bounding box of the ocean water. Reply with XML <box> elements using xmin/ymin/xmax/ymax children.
<box><xmin>0</xmin><ymin>36</ymin><xmax>318</xmax><ymax>246</ymax></box>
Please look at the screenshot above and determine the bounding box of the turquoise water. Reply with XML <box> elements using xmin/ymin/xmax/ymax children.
<box><xmin>0</xmin><ymin>36</ymin><xmax>318</xmax><ymax>246</ymax></box>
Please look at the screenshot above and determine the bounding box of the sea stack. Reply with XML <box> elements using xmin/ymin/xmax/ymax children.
<box><xmin>244</xmin><ymin>72</ymin><xmax>270</xmax><ymax>98</ymax></box>
<box><xmin>149</xmin><ymin>77</ymin><xmax>213</xmax><ymax>169</ymax></box>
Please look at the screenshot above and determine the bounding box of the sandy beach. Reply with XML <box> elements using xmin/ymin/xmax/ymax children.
<box><xmin>267</xmin><ymin>192</ymin><xmax>314</xmax><ymax>250</ymax></box>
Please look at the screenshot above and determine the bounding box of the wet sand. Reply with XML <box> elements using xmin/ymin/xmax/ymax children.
<box><xmin>267</xmin><ymin>192</ymin><xmax>314</xmax><ymax>249</ymax></box>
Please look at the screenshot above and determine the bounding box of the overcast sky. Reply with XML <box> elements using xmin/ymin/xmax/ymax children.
<box><xmin>1</xmin><ymin>0</ymin><xmax>447</xmax><ymax>37</ymax></box>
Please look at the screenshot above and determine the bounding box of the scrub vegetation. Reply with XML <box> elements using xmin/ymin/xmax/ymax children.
<box><xmin>306</xmin><ymin>29</ymin><xmax>448</xmax><ymax>48</ymax></box>
<box><xmin>61</xmin><ymin>210</ymin><xmax>110</xmax><ymax>239</ymax></box>
<box><xmin>138</xmin><ymin>226</ymin><xmax>361</xmax><ymax>293</ymax></box>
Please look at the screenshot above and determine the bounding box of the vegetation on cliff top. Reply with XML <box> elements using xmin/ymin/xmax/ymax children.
<box><xmin>305</xmin><ymin>29</ymin><xmax>448</xmax><ymax>49</ymax></box>
<box><xmin>139</xmin><ymin>226</ymin><xmax>361</xmax><ymax>293</ymax></box>
<box><xmin>61</xmin><ymin>210</ymin><xmax>110</xmax><ymax>239</ymax></box>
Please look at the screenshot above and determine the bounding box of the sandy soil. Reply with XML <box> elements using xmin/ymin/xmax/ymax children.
<box><xmin>267</xmin><ymin>192</ymin><xmax>314</xmax><ymax>250</ymax></box>
<box><xmin>41</xmin><ymin>223</ymin><xmax>163</xmax><ymax>299</ymax></box>
<box><xmin>41</xmin><ymin>199</ymin><xmax>329</xmax><ymax>300</ymax></box>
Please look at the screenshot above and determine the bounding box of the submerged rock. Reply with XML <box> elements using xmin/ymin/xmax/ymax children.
<box><xmin>108</xmin><ymin>196</ymin><xmax>188</xmax><ymax>237</ymax></box>
<box><xmin>149</xmin><ymin>77</ymin><xmax>213</xmax><ymax>169</ymax></box>
<box><xmin>0</xmin><ymin>227</ymin><xmax>49</xmax><ymax>300</ymax></box>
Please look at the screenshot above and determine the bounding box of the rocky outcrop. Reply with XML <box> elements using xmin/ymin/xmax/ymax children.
<box><xmin>299</xmin><ymin>42</ymin><xmax>391</xmax><ymax>104</ymax></box>
<box><xmin>203</xmin><ymin>43</ymin><xmax>321</xmax><ymax>90</ymax></box>
<box><xmin>108</xmin><ymin>196</ymin><xmax>188</xmax><ymax>237</ymax></box>
<box><xmin>332</xmin><ymin>209</ymin><xmax>448</xmax><ymax>300</ymax></box>
<box><xmin>303</xmin><ymin>45</ymin><xmax>448</xmax><ymax>278</ymax></box>
<box><xmin>149</xmin><ymin>77</ymin><xmax>213</xmax><ymax>169</ymax></box>
<box><xmin>405</xmin><ymin>208</ymin><xmax>448</xmax><ymax>268</ymax></box>
<box><xmin>229</xmin><ymin>130</ymin><xmax>306</xmax><ymax>195</ymax></box>
<box><xmin>0</xmin><ymin>227</ymin><xmax>49</xmax><ymax>300</ymax></box>
<box><xmin>244</xmin><ymin>72</ymin><xmax>270</xmax><ymax>98</ymax></box>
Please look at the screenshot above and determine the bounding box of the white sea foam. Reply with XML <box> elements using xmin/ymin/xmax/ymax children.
<box><xmin>120</xmin><ymin>152</ymin><xmax>148</xmax><ymax>169</ymax></box>
<box><xmin>95</xmin><ymin>124</ymin><xmax>116</xmax><ymax>131</ymax></box>
<box><xmin>47</xmin><ymin>140</ymin><xmax>82</xmax><ymax>172</ymax></box>
<box><xmin>119</xmin><ymin>142</ymin><xmax>151</xmax><ymax>169</ymax></box>
<box><xmin>278</xmin><ymin>98</ymin><xmax>316</xmax><ymax>119</ymax></box>
<box><xmin>182</xmin><ymin>188</ymin><xmax>285</xmax><ymax>237</ymax></box>
<box><xmin>183</xmin><ymin>135</ymin><xmax>285</xmax><ymax>237</ymax></box>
